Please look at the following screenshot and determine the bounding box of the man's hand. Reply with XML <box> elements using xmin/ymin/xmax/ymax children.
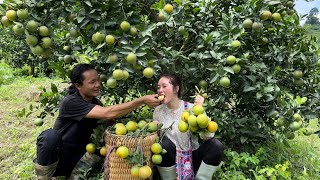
<box><xmin>194</xmin><ymin>94</ymin><xmax>204</xmax><ymax>106</ymax></box>
<box><xmin>141</xmin><ymin>94</ymin><xmax>161</xmax><ymax>107</ymax></box>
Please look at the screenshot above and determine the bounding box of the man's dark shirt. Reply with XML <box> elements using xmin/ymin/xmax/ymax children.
<box><xmin>53</xmin><ymin>91</ymin><xmax>102</xmax><ymax>176</ymax></box>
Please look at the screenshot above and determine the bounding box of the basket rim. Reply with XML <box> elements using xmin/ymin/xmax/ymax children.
<box><xmin>105</xmin><ymin>129</ymin><xmax>158</xmax><ymax>138</ymax></box>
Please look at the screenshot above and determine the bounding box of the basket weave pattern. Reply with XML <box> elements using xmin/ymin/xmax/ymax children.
<box><xmin>104</xmin><ymin>130</ymin><xmax>158</xmax><ymax>180</ymax></box>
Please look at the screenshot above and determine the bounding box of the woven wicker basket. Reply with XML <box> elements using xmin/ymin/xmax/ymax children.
<box><xmin>104</xmin><ymin>130</ymin><xmax>158</xmax><ymax>180</ymax></box>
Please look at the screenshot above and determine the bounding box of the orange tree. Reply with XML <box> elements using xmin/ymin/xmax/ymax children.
<box><xmin>2</xmin><ymin>0</ymin><xmax>320</xmax><ymax>151</ymax></box>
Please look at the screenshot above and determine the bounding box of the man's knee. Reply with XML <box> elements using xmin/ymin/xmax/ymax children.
<box><xmin>36</xmin><ymin>129</ymin><xmax>63</xmax><ymax>166</ymax></box>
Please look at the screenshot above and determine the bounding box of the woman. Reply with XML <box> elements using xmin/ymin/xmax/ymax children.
<box><xmin>153</xmin><ymin>72</ymin><xmax>224</xmax><ymax>180</ymax></box>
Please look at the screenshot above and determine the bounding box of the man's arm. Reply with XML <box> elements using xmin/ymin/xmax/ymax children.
<box><xmin>85</xmin><ymin>94</ymin><xmax>160</xmax><ymax>120</ymax></box>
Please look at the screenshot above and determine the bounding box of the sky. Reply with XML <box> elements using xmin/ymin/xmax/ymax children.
<box><xmin>295</xmin><ymin>0</ymin><xmax>320</xmax><ymax>24</ymax></box>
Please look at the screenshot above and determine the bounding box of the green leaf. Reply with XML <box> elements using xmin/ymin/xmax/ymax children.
<box><xmin>51</xmin><ymin>83</ymin><xmax>58</xmax><ymax>93</ymax></box>
<box><xmin>84</xmin><ymin>1</ymin><xmax>92</xmax><ymax>7</ymax></box>
<box><xmin>224</xmin><ymin>67</ymin><xmax>234</xmax><ymax>74</ymax></box>
<box><xmin>240</xmin><ymin>136</ymin><xmax>248</xmax><ymax>144</ymax></box>
<box><xmin>244</xmin><ymin>86</ymin><xmax>256</xmax><ymax>92</ymax></box>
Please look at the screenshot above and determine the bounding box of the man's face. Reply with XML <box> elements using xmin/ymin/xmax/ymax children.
<box><xmin>76</xmin><ymin>69</ymin><xmax>101</xmax><ymax>100</ymax></box>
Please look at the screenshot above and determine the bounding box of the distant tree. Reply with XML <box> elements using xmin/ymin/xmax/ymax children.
<box><xmin>310</xmin><ymin>7</ymin><xmax>319</xmax><ymax>16</ymax></box>
<box><xmin>305</xmin><ymin>7</ymin><xmax>320</xmax><ymax>25</ymax></box>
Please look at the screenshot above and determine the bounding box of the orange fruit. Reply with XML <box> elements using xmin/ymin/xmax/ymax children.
<box><xmin>131</xmin><ymin>165</ymin><xmax>140</xmax><ymax>177</ymax></box>
<box><xmin>120</xmin><ymin>21</ymin><xmax>131</xmax><ymax>31</ymax></box>
<box><xmin>151</xmin><ymin>143</ymin><xmax>162</xmax><ymax>154</ymax></box>
<box><xmin>86</xmin><ymin>143</ymin><xmax>96</xmax><ymax>154</ymax></box>
<box><xmin>207</xmin><ymin>121</ymin><xmax>218</xmax><ymax>133</ymax></box>
<box><xmin>181</xmin><ymin>111</ymin><xmax>190</xmax><ymax>122</ymax></box>
<box><xmin>100</xmin><ymin>146</ymin><xmax>107</xmax><ymax>156</ymax></box>
<box><xmin>116</xmin><ymin>125</ymin><xmax>127</xmax><ymax>135</ymax></box>
<box><xmin>116</xmin><ymin>146</ymin><xmax>129</xmax><ymax>159</ymax></box>
<box><xmin>164</xmin><ymin>4</ymin><xmax>173</xmax><ymax>14</ymax></box>
<box><xmin>178</xmin><ymin>120</ymin><xmax>188</xmax><ymax>132</ymax></box>
<box><xmin>139</xmin><ymin>165</ymin><xmax>152</xmax><ymax>179</ymax></box>
<box><xmin>152</xmin><ymin>154</ymin><xmax>162</xmax><ymax>164</ymax></box>
<box><xmin>196</xmin><ymin>114</ymin><xmax>209</xmax><ymax>128</ymax></box>
<box><xmin>105</xmin><ymin>35</ymin><xmax>115</xmax><ymax>45</ymax></box>
<box><xmin>126</xmin><ymin>121</ymin><xmax>138</xmax><ymax>132</ymax></box>
<box><xmin>187</xmin><ymin>115</ymin><xmax>198</xmax><ymax>127</ymax></box>
<box><xmin>192</xmin><ymin>105</ymin><xmax>204</xmax><ymax>116</ymax></box>
<box><xmin>143</xmin><ymin>67</ymin><xmax>154</xmax><ymax>78</ymax></box>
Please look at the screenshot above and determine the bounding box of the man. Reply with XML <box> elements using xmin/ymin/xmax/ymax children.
<box><xmin>35</xmin><ymin>64</ymin><xmax>160</xmax><ymax>179</ymax></box>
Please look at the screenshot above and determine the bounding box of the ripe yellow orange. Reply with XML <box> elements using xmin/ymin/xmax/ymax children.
<box><xmin>116</xmin><ymin>146</ymin><xmax>129</xmax><ymax>159</ymax></box>
<box><xmin>181</xmin><ymin>111</ymin><xmax>190</xmax><ymax>122</ymax></box>
<box><xmin>158</xmin><ymin>95</ymin><xmax>165</xmax><ymax>101</ymax></box>
<box><xmin>152</xmin><ymin>154</ymin><xmax>162</xmax><ymax>164</ymax></box>
<box><xmin>207</xmin><ymin>121</ymin><xmax>218</xmax><ymax>133</ymax></box>
<box><xmin>151</xmin><ymin>143</ymin><xmax>162</xmax><ymax>154</ymax></box>
<box><xmin>192</xmin><ymin>104</ymin><xmax>204</xmax><ymax>116</ymax></box>
<box><xmin>139</xmin><ymin>165</ymin><xmax>152</xmax><ymax>179</ymax></box>
<box><xmin>114</xmin><ymin>123</ymin><xmax>125</xmax><ymax>128</ymax></box>
<box><xmin>164</xmin><ymin>4</ymin><xmax>173</xmax><ymax>14</ymax></box>
<box><xmin>116</xmin><ymin>125</ymin><xmax>127</xmax><ymax>135</ymax></box>
<box><xmin>86</xmin><ymin>143</ymin><xmax>96</xmax><ymax>154</ymax></box>
<box><xmin>130</xmin><ymin>165</ymin><xmax>140</xmax><ymax>177</ymax></box>
<box><xmin>100</xmin><ymin>146</ymin><xmax>107</xmax><ymax>156</ymax></box>
<box><xmin>178</xmin><ymin>120</ymin><xmax>189</xmax><ymax>132</ymax></box>
<box><xmin>126</xmin><ymin>121</ymin><xmax>138</xmax><ymax>132</ymax></box>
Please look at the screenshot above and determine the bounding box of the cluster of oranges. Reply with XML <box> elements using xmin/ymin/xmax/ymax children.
<box><xmin>1</xmin><ymin>9</ymin><xmax>54</xmax><ymax>57</ymax></box>
<box><xmin>113</xmin><ymin>120</ymin><xmax>158</xmax><ymax>135</ymax></box>
<box><xmin>178</xmin><ymin>104</ymin><xmax>218</xmax><ymax>135</ymax></box>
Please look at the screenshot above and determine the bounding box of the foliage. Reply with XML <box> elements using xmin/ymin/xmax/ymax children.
<box><xmin>305</xmin><ymin>7</ymin><xmax>320</xmax><ymax>25</ymax></box>
<box><xmin>0</xmin><ymin>60</ymin><xmax>15</xmax><ymax>84</ymax></box>
<box><xmin>2</xmin><ymin>0</ymin><xmax>320</xmax><ymax>152</ymax></box>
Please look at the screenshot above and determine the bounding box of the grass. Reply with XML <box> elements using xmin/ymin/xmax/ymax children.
<box><xmin>0</xmin><ymin>76</ymin><xmax>64</xmax><ymax>180</ymax></box>
<box><xmin>0</xmin><ymin>75</ymin><xmax>320</xmax><ymax>179</ymax></box>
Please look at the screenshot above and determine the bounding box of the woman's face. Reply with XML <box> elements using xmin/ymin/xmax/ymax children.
<box><xmin>157</xmin><ymin>77</ymin><xmax>179</xmax><ymax>104</ymax></box>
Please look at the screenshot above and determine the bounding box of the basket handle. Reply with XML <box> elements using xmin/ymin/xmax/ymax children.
<box><xmin>104</xmin><ymin>145</ymin><xmax>117</xmax><ymax>180</ymax></box>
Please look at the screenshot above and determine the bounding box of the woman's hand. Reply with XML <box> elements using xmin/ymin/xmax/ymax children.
<box><xmin>194</xmin><ymin>94</ymin><xmax>204</xmax><ymax>106</ymax></box>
